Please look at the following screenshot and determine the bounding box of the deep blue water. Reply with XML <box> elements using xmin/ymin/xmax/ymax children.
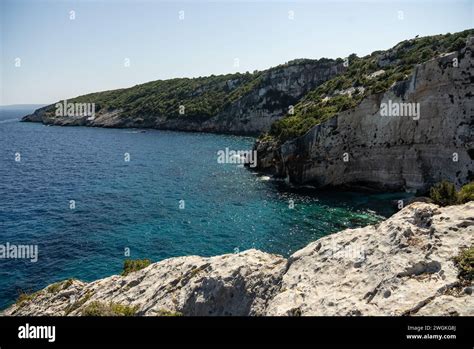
<box><xmin>0</xmin><ymin>107</ymin><xmax>410</xmax><ymax>309</ymax></box>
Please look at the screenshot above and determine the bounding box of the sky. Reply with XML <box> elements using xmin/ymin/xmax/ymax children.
<box><xmin>1</xmin><ymin>0</ymin><xmax>473</xmax><ymax>105</ymax></box>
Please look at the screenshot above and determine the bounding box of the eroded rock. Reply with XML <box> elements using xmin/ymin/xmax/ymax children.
<box><xmin>265</xmin><ymin>202</ymin><xmax>473</xmax><ymax>316</ymax></box>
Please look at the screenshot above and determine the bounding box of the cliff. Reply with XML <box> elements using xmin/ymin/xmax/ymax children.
<box><xmin>22</xmin><ymin>59</ymin><xmax>343</xmax><ymax>135</ymax></box>
<box><xmin>22</xmin><ymin>30</ymin><xmax>474</xmax><ymax>192</ymax></box>
<box><xmin>3</xmin><ymin>201</ymin><xmax>473</xmax><ymax>316</ymax></box>
<box><xmin>255</xmin><ymin>35</ymin><xmax>474</xmax><ymax>192</ymax></box>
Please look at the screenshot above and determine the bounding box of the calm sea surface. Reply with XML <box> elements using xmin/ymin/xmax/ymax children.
<box><xmin>0</xmin><ymin>107</ymin><xmax>409</xmax><ymax>308</ymax></box>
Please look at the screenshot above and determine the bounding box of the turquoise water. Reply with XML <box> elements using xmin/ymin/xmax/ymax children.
<box><xmin>0</xmin><ymin>108</ymin><xmax>409</xmax><ymax>309</ymax></box>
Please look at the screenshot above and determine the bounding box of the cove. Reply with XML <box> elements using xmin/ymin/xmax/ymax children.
<box><xmin>0</xmin><ymin>110</ymin><xmax>407</xmax><ymax>309</ymax></box>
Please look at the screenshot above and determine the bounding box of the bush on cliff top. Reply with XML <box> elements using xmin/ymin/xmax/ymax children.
<box><xmin>454</xmin><ymin>245</ymin><xmax>474</xmax><ymax>282</ymax></box>
<box><xmin>458</xmin><ymin>182</ymin><xmax>474</xmax><ymax>204</ymax></box>
<box><xmin>47</xmin><ymin>278</ymin><xmax>75</xmax><ymax>294</ymax></box>
<box><xmin>268</xmin><ymin>29</ymin><xmax>474</xmax><ymax>143</ymax></box>
<box><xmin>82</xmin><ymin>301</ymin><xmax>138</xmax><ymax>316</ymax></box>
<box><xmin>122</xmin><ymin>259</ymin><xmax>151</xmax><ymax>276</ymax></box>
<box><xmin>429</xmin><ymin>181</ymin><xmax>474</xmax><ymax>206</ymax></box>
<box><xmin>16</xmin><ymin>291</ymin><xmax>41</xmax><ymax>307</ymax></box>
<box><xmin>429</xmin><ymin>181</ymin><xmax>459</xmax><ymax>206</ymax></box>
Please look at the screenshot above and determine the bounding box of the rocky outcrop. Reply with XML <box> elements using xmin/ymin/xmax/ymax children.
<box><xmin>3</xmin><ymin>202</ymin><xmax>472</xmax><ymax>316</ymax></box>
<box><xmin>3</xmin><ymin>250</ymin><xmax>287</xmax><ymax>316</ymax></box>
<box><xmin>255</xmin><ymin>41</ymin><xmax>474</xmax><ymax>192</ymax></box>
<box><xmin>266</xmin><ymin>201</ymin><xmax>473</xmax><ymax>316</ymax></box>
<box><xmin>22</xmin><ymin>60</ymin><xmax>343</xmax><ymax>135</ymax></box>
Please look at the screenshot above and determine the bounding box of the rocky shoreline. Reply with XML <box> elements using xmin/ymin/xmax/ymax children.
<box><xmin>3</xmin><ymin>201</ymin><xmax>472</xmax><ymax>316</ymax></box>
<box><xmin>21</xmin><ymin>59</ymin><xmax>344</xmax><ymax>136</ymax></box>
<box><xmin>9</xmin><ymin>31</ymin><xmax>473</xmax><ymax>317</ymax></box>
<box><xmin>22</xmin><ymin>33</ymin><xmax>474</xmax><ymax>194</ymax></box>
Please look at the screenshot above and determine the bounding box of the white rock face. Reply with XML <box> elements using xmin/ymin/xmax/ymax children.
<box><xmin>2</xmin><ymin>202</ymin><xmax>473</xmax><ymax>316</ymax></box>
<box><xmin>265</xmin><ymin>202</ymin><xmax>473</xmax><ymax>316</ymax></box>
<box><xmin>3</xmin><ymin>250</ymin><xmax>286</xmax><ymax>316</ymax></box>
<box><xmin>256</xmin><ymin>42</ymin><xmax>474</xmax><ymax>192</ymax></box>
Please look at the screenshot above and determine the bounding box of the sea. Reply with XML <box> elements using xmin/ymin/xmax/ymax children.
<box><xmin>0</xmin><ymin>106</ymin><xmax>410</xmax><ymax>309</ymax></box>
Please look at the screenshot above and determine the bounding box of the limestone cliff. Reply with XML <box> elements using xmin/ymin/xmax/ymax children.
<box><xmin>254</xmin><ymin>39</ymin><xmax>474</xmax><ymax>192</ymax></box>
<box><xmin>3</xmin><ymin>202</ymin><xmax>473</xmax><ymax>316</ymax></box>
<box><xmin>23</xmin><ymin>31</ymin><xmax>474</xmax><ymax>192</ymax></box>
<box><xmin>22</xmin><ymin>59</ymin><xmax>343</xmax><ymax>135</ymax></box>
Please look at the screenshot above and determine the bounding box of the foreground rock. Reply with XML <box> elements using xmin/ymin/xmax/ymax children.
<box><xmin>3</xmin><ymin>250</ymin><xmax>286</xmax><ymax>316</ymax></box>
<box><xmin>2</xmin><ymin>202</ymin><xmax>473</xmax><ymax>316</ymax></box>
<box><xmin>266</xmin><ymin>202</ymin><xmax>473</xmax><ymax>316</ymax></box>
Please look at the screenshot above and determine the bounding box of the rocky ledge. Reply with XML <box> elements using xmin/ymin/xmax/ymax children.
<box><xmin>2</xmin><ymin>202</ymin><xmax>473</xmax><ymax>316</ymax></box>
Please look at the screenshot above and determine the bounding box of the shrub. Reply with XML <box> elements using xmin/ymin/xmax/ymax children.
<box><xmin>428</xmin><ymin>181</ymin><xmax>473</xmax><ymax>206</ymax></box>
<box><xmin>16</xmin><ymin>291</ymin><xmax>40</xmax><ymax>307</ymax></box>
<box><xmin>429</xmin><ymin>181</ymin><xmax>458</xmax><ymax>206</ymax></box>
<box><xmin>47</xmin><ymin>282</ymin><xmax>63</xmax><ymax>294</ymax></box>
<box><xmin>122</xmin><ymin>259</ymin><xmax>151</xmax><ymax>276</ymax></box>
<box><xmin>457</xmin><ymin>182</ymin><xmax>474</xmax><ymax>204</ymax></box>
<box><xmin>156</xmin><ymin>309</ymin><xmax>183</xmax><ymax>317</ymax></box>
<box><xmin>47</xmin><ymin>279</ymin><xmax>75</xmax><ymax>294</ymax></box>
<box><xmin>64</xmin><ymin>291</ymin><xmax>93</xmax><ymax>315</ymax></box>
<box><xmin>454</xmin><ymin>245</ymin><xmax>473</xmax><ymax>281</ymax></box>
<box><xmin>449</xmin><ymin>37</ymin><xmax>466</xmax><ymax>52</ymax></box>
<box><xmin>82</xmin><ymin>301</ymin><xmax>138</xmax><ymax>316</ymax></box>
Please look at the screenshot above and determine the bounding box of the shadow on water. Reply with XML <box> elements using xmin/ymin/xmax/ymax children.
<box><xmin>270</xmin><ymin>179</ymin><xmax>414</xmax><ymax>219</ymax></box>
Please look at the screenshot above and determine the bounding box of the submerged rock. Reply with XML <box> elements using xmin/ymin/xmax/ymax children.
<box><xmin>3</xmin><ymin>202</ymin><xmax>472</xmax><ymax>316</ymax></box>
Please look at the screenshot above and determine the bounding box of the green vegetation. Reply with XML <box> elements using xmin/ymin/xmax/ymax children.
<box><xmin>454</xmin><ymin>245</ymin><xmax>473</xmax><ymax>281</ymax></box>
<box><xmin>429</xmin><ymin>181</ymin><xmax>474</xmax><ymax>206</ymax></box>
<box><xmin>46</xmin><ymin>282</ymin><xmax>63</xmax><ymax>294</ymax></box>
<box><xmin>64</xmin><ymin>291</ymin><xmax>93</xmax><ymax>315</ymax></box>
<box><xmin>38</xmin><ymin>57</ymin><xmax>335</xmax><ymax>124</ymax></box>
<box><xmin>40</xmin><ymin>72</ymin><xmax>264</xmax><ymax>122</ymax></box>
<box><xmin>458</xmin><ymin>182</ymin><xmax>474</xmax><ymax>204</ymax></box>
<box><xmin>156</xmin><ymin>309</ymin><xmax>183</xmax><ymax>317</ymax></box>
<box><xmin>36</xmin><ymin>30</ymin><xmax>473</xmax><ymax>145</ymax></box>
<box><xmin>16</xmin><ymin>291</ymin><xmax>41</xmax><ymax>307</ymax></box>
<box><xmin>430</xmin><ymin>181</ymin><xmax>459</xmax><ymax>206</ymax></box>
<box><xmin>17</xmin><ymin>279</ymin><xmax>77</xmax><ymax>307</ymax></box>
<box><xmin>81</xmin><ymin>301</ymin><xmax>138</xmax><ymax>316</ymax></box>
<box><xmin>122</xmin><ymin>259</ymin><xmax>152</xmax><ymax>276</ymax></box>
<box><xmin>268</xmin><ymin>29</ymin><xmax>474</xmax><ymax>143</ymax></box>
<box><xmin>47</xmin><ymin>279</ymin><xmax>75</xmax><ymax>294</ymax></box>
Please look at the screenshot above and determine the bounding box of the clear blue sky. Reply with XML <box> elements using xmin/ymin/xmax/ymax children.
<box><xmin>1</xmin><ymin>0</ymin><xmax>473</xmax><ymax>105</ymax></box>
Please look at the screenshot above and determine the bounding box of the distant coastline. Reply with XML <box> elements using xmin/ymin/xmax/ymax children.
<box><xmin>20</xmin><ymin>30</ymin><xmax>474</xmax><ymax>193</ymax></box>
